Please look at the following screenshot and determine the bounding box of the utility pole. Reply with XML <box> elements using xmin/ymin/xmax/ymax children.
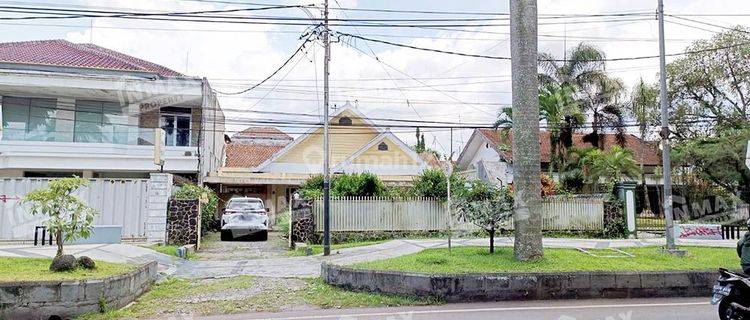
<box><xmin>322</xmin><ymin>0</ymin><xmax>332</xmax><ymax>256</ymax></box>
<box><xmin>510</xmin><ymin>0</ymin><xmax>543</xmax><ymax>261</ymax></box>
<box><xmin>657</xmin><ymin>0</ymin><xmax>677</xmax><ymax>251</ymax></box>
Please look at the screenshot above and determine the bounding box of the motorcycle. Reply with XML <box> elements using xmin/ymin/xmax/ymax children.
<box><xmin>712</xmin><ymin>268</ymin><xmax>750</xmax><ymax>320</ymax></box>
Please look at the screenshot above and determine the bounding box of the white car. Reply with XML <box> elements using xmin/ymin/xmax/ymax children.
<box><xmin>221</xmin><ymin>197</ymin><xmax>269</xmax><ymax>241</ymax></box>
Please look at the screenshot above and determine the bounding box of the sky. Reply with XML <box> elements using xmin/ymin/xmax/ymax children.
<box><xmin>1</xmin><ymin>0</ymin><xmax>749</xmax><ymax>158</ymax></box>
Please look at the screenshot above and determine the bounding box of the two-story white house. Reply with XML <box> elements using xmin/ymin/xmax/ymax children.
<box><xmin>0</xmin><ymin>40</ymin><xmax>225</xmax><ymax>181</ymax></box>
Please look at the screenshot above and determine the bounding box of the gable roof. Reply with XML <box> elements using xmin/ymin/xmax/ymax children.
<box><xmin>476</xmin><ymin>129</ymin><xmax>662</xmax><ymax>166</ymax></box>
<box><xmin>255</xmin><ymin>104</ymin><xmax>382</xmax><ymax>171</ymax></box>
<box><xmin>419</xmin><ymin>152</ymin><xmax>443</xmax><ymax>169</ymax></box>
<box><xmin>232</xmin><ymin>126</ymin><xmax>292</xmax><ymax>142</ymax></box>
<box><xmin>225</xmin><ymin>143</ymin><xmax>286</xmax><ymax>168</ymax></box>
<box><xmin>0</xmin><ymin>40</ymin><xmax>182</xmax><ymax>77</ymax></box>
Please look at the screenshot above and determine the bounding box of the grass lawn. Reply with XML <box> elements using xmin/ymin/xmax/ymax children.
<box><xmin>145</xmin><ymin>244</ymin><xmax>196</xmax><ymax>260</ymax></box>
<box><xmin>0</xmin><ymin>257</ymin><xmax>133</xmax><ymax>282</ymax></box>
<box><xmin>353</xmin><ymin>246</ymin><xmax>738</xmax><ymax>274</ymax></box>
<box><xmin>77</xmin><ymin>276</ymin><xmax>440</xmax><ymax>319</ymax></box>
<box><xmin>287</xmin><ymin>240</ymin><xmax>387</xmax><ymax>256</ymax></box>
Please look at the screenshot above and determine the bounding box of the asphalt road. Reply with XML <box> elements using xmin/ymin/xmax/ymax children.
<box><xmin>198</xmin><ymin>297</ymin><xmax>717</xmax><ymax>320</ymax></box>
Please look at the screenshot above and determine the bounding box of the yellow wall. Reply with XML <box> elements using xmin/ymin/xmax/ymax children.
<box><xmin>275</xmin><ymin>109</ymin><xmax>379</xmax><ymax>164</ymax></box>
<box><xmin>351</xmin><ymin>137</ymin><xmax>419</xmax><ymax>166</ymax></box>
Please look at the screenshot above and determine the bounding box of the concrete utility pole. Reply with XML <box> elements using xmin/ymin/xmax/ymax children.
<box><xmin>322</xmin><ymin>0</ymin><xmax>332</xmax><ymax>256</ymax></box>
<box><xmin>510</xmin><ymin>0</ymin><xmax>543</xmax><ymax>261</ymax></box>
<box><xmin>657</xmin><ymin>0</ymin><xmax>677</xmax><ymax>251</ymax></box>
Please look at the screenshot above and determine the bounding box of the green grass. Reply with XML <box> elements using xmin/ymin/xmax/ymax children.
<box><xmin>353</xmin><ymin>246</ymin><xmax>738</xmax><ymax>274</ymax></box>
<box><xmin>0</xmin><ymin>257</ymin><xmax>133</xmax><ymax>282</ymax></box>
<box><xmin>287</xmin><ymin>240</ymin><xmax>387</xmax><ymax>256</ymax></box>
<box><xmin>145</xmin><ymin>244</ymin><xmax>196</xmax><ymax>260</ymax></box>
<box><xmin>78</xmin><ymin>275</ymin><xmax>440</xmax><ymax>319</ymax></box>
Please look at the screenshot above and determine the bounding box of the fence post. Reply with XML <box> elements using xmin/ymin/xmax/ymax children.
<box><xmin>616</xmin><ymin>182</ymin><xmax>638</xmax><ymax>238</ymax></box>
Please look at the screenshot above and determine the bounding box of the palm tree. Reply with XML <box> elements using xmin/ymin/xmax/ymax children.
<box><xmin>496</xmin><ymin>83</ymin><xmax>585</xmax><ymax>174</ymax></box>
<box><xmin>580</xmin><ymin>146</ymin><xmax>641</xmax><ymax>192</ymax></box>
<box><xmin>629</xmin><ymin>79</ymin><xmax>660</xmax><ymax>215</ymax></box>
<box><xmin>538</xmin><ymin>43</ymin><xmax>627</xmax><ymax>149</ymax></box>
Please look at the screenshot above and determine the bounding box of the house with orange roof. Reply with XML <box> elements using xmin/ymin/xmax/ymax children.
<box><xmin>456</xmin><ymin>128</ymin><xmax>662</xmax><ymax>187</ymax></box>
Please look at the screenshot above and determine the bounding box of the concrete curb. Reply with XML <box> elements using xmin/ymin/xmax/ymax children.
<box><xmin>321</xmin><ymin>263</ymin><xmax>718</xmax><ymax>302</ymax></box>
<box><xmin>0</xmin><ymin>261</ymin><xmax>158</xmax><ymax>319</ymax></box>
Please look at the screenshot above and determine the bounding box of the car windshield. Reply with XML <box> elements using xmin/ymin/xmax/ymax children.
<box><xmin>227</xmin><ymin>199</ymin><xmax>264</xmax><ymax>211</ymax></box>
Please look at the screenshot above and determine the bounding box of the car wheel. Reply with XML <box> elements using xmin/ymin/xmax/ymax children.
<box><xmin>221</xmin><ymin>230</ymin><xmax>232</xmax><ymax>241</ymax></box>
<box><xmin>719</xmin><ymin>299</ymin><xmax>735</xmax><ymax>320</ymax></box>
<box><xmin>256</xmin><ymin>231</ymin><xmax>268</xmax><ymax>241</ymax></box>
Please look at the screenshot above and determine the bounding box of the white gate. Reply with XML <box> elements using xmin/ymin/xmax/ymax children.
<box><xmin>0</xmin><ymin>178</ymin><xmax>149</xmax><ymax>241</ymax></box>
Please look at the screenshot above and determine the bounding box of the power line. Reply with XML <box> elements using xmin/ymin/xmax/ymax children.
<box><xmin>213</xmin><ymin>34</ymin><xmax>313</xmax><ymax>95</ymax></box>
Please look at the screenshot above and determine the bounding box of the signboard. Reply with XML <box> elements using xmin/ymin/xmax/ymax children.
<box><xmin>154</xmin><ymin>129</ymin><xmax>165</xmax><ymax>167</ymax></box>
<box><xmin>674</xmin><ymin>224</ymin><xmax>722</xmax><ymax>240</ymax></box>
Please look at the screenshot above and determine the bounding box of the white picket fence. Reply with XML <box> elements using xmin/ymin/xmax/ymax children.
<box><xmin>312</xmin><ymin>196</ymin><xmax>604</xmax><ymax>232</ymax></box>
<box><xmin>0</xmin><ymin>178</ymin><xmax>149</xmax><ymax>241</ymax></box>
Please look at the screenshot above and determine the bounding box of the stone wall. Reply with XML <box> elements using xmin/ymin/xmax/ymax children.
<box><xmin>0</xmin><ymin>261</ymin><xmax>157</xmax><ymax>319</ymax></box>
<box><xmin>166</xmin><ymin>199</ymin><xmax>201</xmax><ymax>247</ymax></box>
<box><xmin>291</xmin><ymin>199</ymin><xmax>315</xmax><ymax>243</ymax></box>
<box><xmin>322</xmin><ymin>264</ymin><xmax>717</xmax><ymax>302</ymax></box>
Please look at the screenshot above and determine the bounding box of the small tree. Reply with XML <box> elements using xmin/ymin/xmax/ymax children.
<box><xmin>453</xmin><ymin>180</ymin><xmax>513</xmax><ymax>253</ymax></box>
<box><xmin>410</xmin><ymin>168</ymin><xmax>466</xmax><ymax>200</ymax></box>
<box><xmin>22</xmin><ymin>177</ymin><xmax>98</xmax><ymax>257</ymax></box>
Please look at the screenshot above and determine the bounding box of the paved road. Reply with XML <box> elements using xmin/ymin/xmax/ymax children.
<box><xmin>196</xmin><ymin>298</ymin><xmax>716</xmax><ymax>320</ymax></box>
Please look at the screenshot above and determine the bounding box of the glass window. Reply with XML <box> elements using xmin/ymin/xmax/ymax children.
<box><xmin>160</xmin><ymin>113</ymin><xmax>191</xmax><ymax>147</ymax></box>
<box><xmin>74</xmin><ymin>100</ymin><xmax>129</xmax><ymax>144</ymax></box>
<box><xmin>2</xmin><ymin>96</ymin><xmax>59</xmax><ymax>141</ymax></box>
<box><xmin>378</xmin><ymin>142</ymin><xmax>389</xmax><ymax>151</ymax></box>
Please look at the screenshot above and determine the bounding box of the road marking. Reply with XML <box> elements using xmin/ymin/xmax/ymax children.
<box><xmin>262</xmin><ymin>301</ymin><xmax>710</xmax><ymax>319</ymax></box>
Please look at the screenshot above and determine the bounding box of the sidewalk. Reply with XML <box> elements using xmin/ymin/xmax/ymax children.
<box><xmin>0</xmin><ymin>237</ymin><xmax>738</xmax><ymax>279</ymax></box>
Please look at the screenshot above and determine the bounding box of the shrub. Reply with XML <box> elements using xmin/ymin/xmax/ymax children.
<box><xmin>298</xmin><ymin>173</ymin><xmax>387</xmax><ymax>198</ymax></box>
<box><xmin>410</xmin><ymin>169</ymin><xmax>466</xmax><ymax>200</ymax></box>
<box><xmin>172</xmin><ymin>184</ymin><xmax>219</xmax><ymax>234</ymax></box>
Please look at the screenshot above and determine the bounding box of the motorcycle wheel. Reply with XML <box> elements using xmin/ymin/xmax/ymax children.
<box><xmin>719</xmin><ymin>299</ymin><xmax>736</xmax><ymax>320</ymax></box>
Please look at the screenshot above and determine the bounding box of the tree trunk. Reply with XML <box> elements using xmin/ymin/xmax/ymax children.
<box><xmin>639</xmin><ymin>127</ymin><xmax>652</xmax><ymax>215</ymax></box>
<box><xmin>489</xmin><ymin>228</ymin><xmax>495</xmax><ymax>253</ymax></box>
<box><xmin>510</xmin><ymin>0</ymin><xmax>543</xmax><ymax>261</ymax></box>
<box><xmin>55</xmin><ymin>229</ymin><xmax>63</xmax><ymax>257</ymax></box>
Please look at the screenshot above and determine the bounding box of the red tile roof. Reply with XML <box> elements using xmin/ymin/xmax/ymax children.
<box><xmin>225</xmin><ymin>143</ymin><xmax>285</xmax><ymax>168</ymax></box>
<box><xmin>477</xmin><ymin>129</ymin><xmax>661</xmax><ymax>166</ymax></box>
<box><xmin>0</xmin><ymin>40</ymin><xmax>182</xmax><ymax>77</ymax></box>
<box><xmin>232</xmin><ymin>126</ymin><xmax>292</xmax><ymax>141</ymax></box>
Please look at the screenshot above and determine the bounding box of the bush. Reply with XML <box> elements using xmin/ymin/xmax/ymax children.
<box><xmin>50</xmin><ymin>254</ymin><xmax>77</xmax><ymax>271</ymax></box>
<box><xmin>172</xmin><ymin>184</ymin><xmax>219</xmax><ymax>234</ymax></box>
<box><xmin>298</xmin><ymin>173</ymin><xmax>387</xmax><ymax>198</ymax></box>
<box><xmin>410</xmin><ymin>169</ymin><xmax>466</xmax><ymax>200</ymax></box>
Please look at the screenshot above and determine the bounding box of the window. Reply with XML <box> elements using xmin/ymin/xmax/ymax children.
<box><xmin>74</xmin><ymin>100</ymin><xmax>129</xmax><ymax>144</ymax></box>
<box><xmin>160</xmin><ymin>113</ymin><xmax>191</xmax><ymax>147</ymax></box>
<box><xmin>2</xmin><ymin>96</ymin><xmax>63</xmax><ymax>141</ymax></box>
<box><xmin>378</xmin><ymin>142</ymin><xmax>389</xmax><ymax>151</ymax></box>
<box><xmin>338</xmin><ymin>116</ymin><xmax>352</xmax><ymax>126</ymax></box>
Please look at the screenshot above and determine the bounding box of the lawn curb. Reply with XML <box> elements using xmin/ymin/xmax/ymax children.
<box><xmin>0</xmin><ymin>261</ymin><xmax>157</xmax><ymax>319</ymax></box>
<box><xmin>321</xmin><ymin>263</ymin><xmax>719</xmax><ymax>302</ymax></box>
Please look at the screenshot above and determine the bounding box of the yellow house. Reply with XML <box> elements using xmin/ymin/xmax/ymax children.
<box><xmin>205</xmin><ymin>104</ymin><xmax>437</xmax><ymax>215</ymax></box>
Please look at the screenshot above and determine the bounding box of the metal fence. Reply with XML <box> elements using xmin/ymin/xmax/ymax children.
<box><xmin>0</xmin><ymin>178</ymin><xmax>149</xmax><ymax>241</ymax></box>
<box><xmin>312</xmin><ymin>196</ymin><xmax>604</xmax><ymax>232</ymax></box>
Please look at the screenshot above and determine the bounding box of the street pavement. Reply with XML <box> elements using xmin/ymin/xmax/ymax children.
<box><xmin>196</xmin><ymin>297</ymin><xmax>716</xmax><ymax>320</ymax></box>
<box><xmin>0</xmin><ymin>237</ymin><xmax>739</xmax><ymax>278</ymax></box>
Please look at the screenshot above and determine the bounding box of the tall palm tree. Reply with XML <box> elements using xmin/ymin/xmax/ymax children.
<box><xmin>629</xmin><ymin>79</ymin><xmax>660</xmax><ymax>216</ymax></box>
<box><xmin>538</xmin><ymin>43</ymin><xmax>627</xmax><ymax>149</ymax></box>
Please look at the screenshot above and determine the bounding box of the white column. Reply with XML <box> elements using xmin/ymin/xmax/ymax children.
<box><xmin>146</xmin><ymin>172</ymin><xmax>172</xmax><ymax>243</ymax></box>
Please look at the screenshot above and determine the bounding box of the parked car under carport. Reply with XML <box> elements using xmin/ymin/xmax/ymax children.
<box><xmin>221</xmin><ymin>197</ymin><xmax>269</xmax><ymax>241</ymax></box>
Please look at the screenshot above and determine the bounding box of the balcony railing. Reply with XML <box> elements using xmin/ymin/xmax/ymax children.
<box><xmin>2</xmin><ymin>126</ymin><xmax>195</xmax><ymax>147</ymax></box>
